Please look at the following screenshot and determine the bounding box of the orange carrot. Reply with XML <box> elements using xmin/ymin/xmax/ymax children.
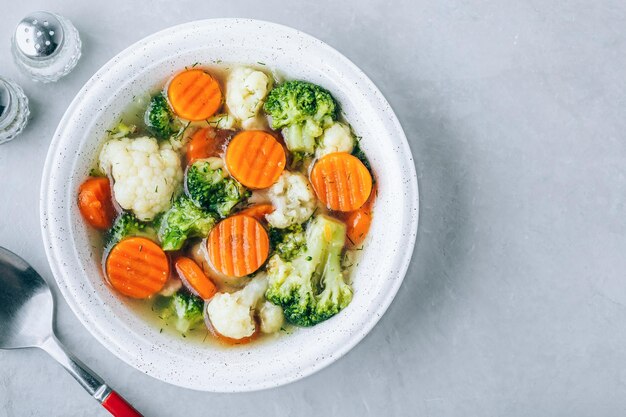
<box><xmin>207</xmin><ymin>215</ymin><xmax>269</xmax><ymax>277</ymax></box>
<box><xmin>105</xmin><ymin>237</ymin><xmax>169</xmax><ymax>299</ymax></box>
<box><xmin>237</xmin><ymin>204</ymin><xmax>275</xmax><ymax>222</ymax></box>
<box><xmin>78</xmin><ymin>177</ymin><xmax>116</xmax><ymax>230</ymax></box>
<box><xmin>175</xmin><ymin>256</ymin><xmax>217</xmax><ymax>300</ymax></box>
<box><xmin>225</xmin><ymin>130</ymin><xmax>286</xmax><ymax>189</ymax></box>
<box><xmin>343</xmin><ymin>185</ymin><xmax>376</xmax><ymax>247</ymax></box>
<box><xmin>186</xmin><ymin>127</ymin><xmax>217</xmax><ymax>164</ymax></box>
<box><xmin>185</xmin><ymin>127</ymin><xmax>234</xmax><ymax>164</ymax></box>
<box><xmin>310</xmin><ymin>152</ymin><xmax>373</xmax><ymax>212</ymax></box>
<box><xmin>167</xmin><ymin>69</ymin><xmax>222</xmax><ymax>121</ymax></box>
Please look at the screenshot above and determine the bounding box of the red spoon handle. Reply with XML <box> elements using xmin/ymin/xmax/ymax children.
<box><xmin>102</xmin><ymin>390</ymin><xmax>143</xmax><ymax>417</ymax></box>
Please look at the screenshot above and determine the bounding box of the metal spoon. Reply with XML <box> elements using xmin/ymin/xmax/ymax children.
<box><xmin>0</xmin><ymin>246</ymin><xmax>142</xmax><ymax>416</ymax></box>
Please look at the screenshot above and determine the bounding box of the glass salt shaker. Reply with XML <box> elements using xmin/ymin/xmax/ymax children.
<box><xmin>0</xmin><ymin>77</ymin><xmax>30</xmax><ymax>144</ymax></box>
<box><xmin>11</xmin><ymin>11</ymin><xmax>81</xmax><ymax>83</ymax></box>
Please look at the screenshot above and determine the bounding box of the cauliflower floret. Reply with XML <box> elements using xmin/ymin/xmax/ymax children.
<box><xmin>266</xmin><ymin>171</ymin><xmax>316</xmax><ymax>229</ymax></box>
<box><xmin>315</xmin><ymin>122</ymin><xmax>354</xmax><ymax>158</ymax></box>
<box><xmin>207</xmin><ymin>293</ymin><xmax>256</xmax><ymax>339</ymax></box>
<box><xmin>259</xmin><ymin>301</ymin><xmax>284</xmax><ymax>334</ymax></box>
<box><xmin>237</xmin><ymin>273</ymin><xmax>268</xmax><ymax>305</ymax></box>
<box><xmin>226</xmin><ymin>67</ymin><xmax>272</xmax><ymax>124</ymax></box>
<box><xmin>206</xmin><ymin>275</ymin><xmax>268</xmax><ymax>340</ymax></box>
<box><xmin>99</xmin><ymin>136</ymin><xmax>183</xmax><ymax>221</ymax></box>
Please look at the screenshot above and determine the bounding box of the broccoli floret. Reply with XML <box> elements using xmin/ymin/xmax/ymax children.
<box><xmin>166</xmin><ymin>291</ymin><xmax>205</xmax><ymax>333</ymax></box>
<box><xmin>264</xmin><ymin>80</ymin><xmax>338</xmax><ymax>129</ymax></box>
<box><xmin>158</xmin><ymin>196</ymin><xmax>217</xmax><ymax>251</ymax></box>
<box><xmin>263</xmin><ymin>80</ymin><xmax>338</xmax><ymax>154</ymax></box>
<box><xmin>269</xmin><ymin>223</ymin><xmax>307</xmax><ymax>261</ymax></box>
<box><xmin>106</xmin><ymin>212</ymin><xmax>157</xmax><ymax>246</ymax></box>
<box><xmin>186</xmin><ymin>158</ymin><xmax>250</xmax><ymax>218</ymax></box>
<box><xmin>265</xmin><ymin>215</ymin><xmax>352</xmax><ymax>326</ymax></box>
<box><xmin>144</xmin><ymin>93</ymin><xmax>182</xmax><ymax>139</ymax></box>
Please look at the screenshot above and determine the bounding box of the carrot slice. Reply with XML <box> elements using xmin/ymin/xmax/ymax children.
<box><xmin>310</xmin><ymin>152</ymin><xmax>373</xmax><ymax>212</ymax></box>
<box><xmin>186</xmin><ymin>127</ymin><xmax>217</xmax><ymax>164</ymax></box>
<box><xmin>343</xmin><ymin>185</ymin><xmax>376</xmax><ymax>247</ymax></box>
<box><xmin>185</xmin><ymin>127</ymin><xmax>234</xmax><ymax>164</ymax></box>
<box><xmin>238</xmin><ymin>204</ymin><xmax>275</xmax><ymax>222</ymax></box>
<box><xmin>167</xmin><ymin>69</ymin><xmax>222</xmax><ymax>121</ymax></box>
<box><xmin>207</xmin><ymin>215</ymin><xmax>269</xmax><ymax>277</ymax></box>
<box><xmin>225</xmin><ymin>130</ymin><xmax>286</xmax><ymax>189</ymax></box>
<box><xmin>78</xmin><ymin>177</ymin><xmax>116</xmax><ymax>230</ymax></box>
<box><xmin>175</xmin><ymin>256</ymin><xmax>217</xmax><ymax>300</ymax></box>
<box><xmin>105</xmin><ymin>237</ymin><xmax>169</xmax><ymax>299</ymax></box>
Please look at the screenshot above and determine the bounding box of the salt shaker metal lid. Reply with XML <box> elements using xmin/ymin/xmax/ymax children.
<box><xmin>11</xmin><ymin>11</ymin><xmax>81</xmax><ymax>83</ymax></box>
<box><xmin>14</xmin><ymin>12</ymin><xmax>65</xmax><ymax>60</ymax></box>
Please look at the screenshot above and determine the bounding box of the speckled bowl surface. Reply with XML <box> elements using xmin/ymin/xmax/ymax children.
<box><xmin>40</xmin><ymin>19</ymin><xmax>418</xmax><ymax>392</ymax></box>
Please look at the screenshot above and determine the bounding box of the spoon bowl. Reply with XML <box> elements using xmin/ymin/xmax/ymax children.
<box><xmin>0</xmin><ymin>247</ymin><xmax>53</xmax><ymax>349</ymax></box>
<box><xmin>0</xmin><ymin>246</ymin><xmax>141</xmax><ymax>416</ymax></box>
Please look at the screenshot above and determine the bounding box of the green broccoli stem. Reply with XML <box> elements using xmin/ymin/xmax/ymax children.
<box><xmin>282</xmin><ymin>123</ymin><xmax>317</xmax><ymax>154</ymax></box>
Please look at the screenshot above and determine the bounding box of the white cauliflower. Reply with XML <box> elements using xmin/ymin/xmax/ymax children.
<box><xmin>259</xmin><ymin>301</ymin><xmax>284</xmax><ymax>334</ymax></box>
<box><xmin>266</xmin><ymin>171</ymin><xmax>316</xmax><ymax>228</ymax></box>
<box><xmin>226</xmin><ymin>67</ymin><xmax>272</xmax><ymax>124</ymax></box>
<box><xmin>206</xmin><ymin>275</ymin><xmax>268</xmax><ymax>340</ymax></box>
<box><xmin>315</xmin><ymin>122</ymin><xmax>354</xmax><ymax>158</ymax></box>
<box><xmin>99</xmin><ymin>136</ymin><xmax>183</xmax><ymax>221</ymax></box>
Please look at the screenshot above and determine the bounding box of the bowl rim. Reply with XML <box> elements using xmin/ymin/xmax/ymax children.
<box><xmin>40</xmin><ymin>18</ymin><xmax>419</xmax><ymax>392</ymax></box>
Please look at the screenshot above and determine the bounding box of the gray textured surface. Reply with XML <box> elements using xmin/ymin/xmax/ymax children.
<box><xmin>1</xmin><ymin>0</ymin><xmax>625</xmax><ymax>415</ymax></box>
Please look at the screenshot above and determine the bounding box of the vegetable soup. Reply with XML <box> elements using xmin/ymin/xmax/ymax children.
<box><xmin>78</xmin><ymin>63</ymin><xmax>375</xmax><ymax>346</ymax></box>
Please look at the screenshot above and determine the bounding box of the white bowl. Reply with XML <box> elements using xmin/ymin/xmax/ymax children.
<box><xmin>40</xmin><ymin>19</ymin><xmax>418</xmax><ymax>392</ymax></box>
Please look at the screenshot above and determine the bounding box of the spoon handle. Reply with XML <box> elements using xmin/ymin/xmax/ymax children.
<box><xmin>98</xmin><ymin>387</ymin><xmax>143</xmax><ymax>417</ymax></box>
<box><xmin>41</xmin><ymin>335</ymin><xmax>142</xmax><ymax>416</ymax></box>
